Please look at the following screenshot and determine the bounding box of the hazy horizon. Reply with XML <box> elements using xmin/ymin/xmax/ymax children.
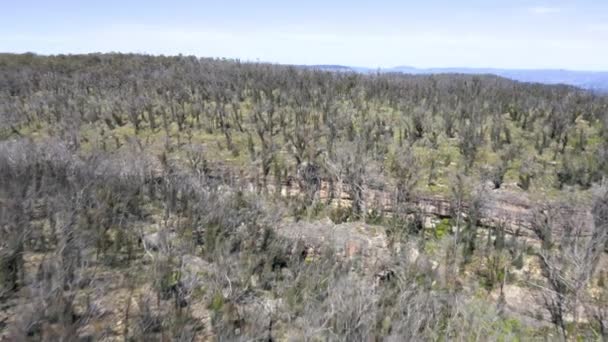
<box><xmin>7</xmin><ymin>52</ymin><xmax>608</xmax><ymax>73</ymax></box>
<box><xmin>2</xmin><ymin>0</ymin><xmax>608</xmax><ymax>71</ymax></box>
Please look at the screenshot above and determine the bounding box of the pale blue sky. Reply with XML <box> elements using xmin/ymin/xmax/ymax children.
<box><xmin>1</xmin><ymin>0</ymin><xmax>607</xmax><ymax>70</ymax></box>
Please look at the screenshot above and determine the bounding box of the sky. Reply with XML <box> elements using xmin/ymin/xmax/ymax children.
<box><xmin>1</xmin><ymin>0</ymin><xmax>608</xmax><ymax>70</ymax></box>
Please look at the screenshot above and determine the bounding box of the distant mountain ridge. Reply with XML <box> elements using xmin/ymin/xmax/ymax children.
<box><xmin>308</xmin><ymin>65</ymin><xmax>608</xmax><ymax>92</ymax></box>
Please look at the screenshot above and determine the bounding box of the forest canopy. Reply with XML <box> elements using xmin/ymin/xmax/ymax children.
<box><xmin>0</xmin><ymin>53</ymin><xmax>607</xmax><ymax>340</ymax></box>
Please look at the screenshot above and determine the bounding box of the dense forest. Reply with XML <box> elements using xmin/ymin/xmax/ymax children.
<box><xmin>1</xmin><ymin>53</ymin><xmax>607</xmax><ymax>341</ymax></box>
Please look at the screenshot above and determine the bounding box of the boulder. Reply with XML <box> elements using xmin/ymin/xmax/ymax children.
<box><xmin>142</xmin><ymin>231</ymin><xmax>176</xmax><ymax>252</ymax></box>
<box><xmin>277</xmin><ymin>220</ymin><xmax>392</xmax><ymax>273</ymax></box>
<box><xmin>179</xmin><ymin>254</ymin><xmax>214</xmax><ymax>292</ymax></box>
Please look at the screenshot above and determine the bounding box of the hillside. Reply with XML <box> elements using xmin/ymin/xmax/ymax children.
<box><xmin>0</xmin><ymin>53</ymin><xmax>607</xmax><ymax>340</ymax></box>
<box><xmin>390</xmin><ymin>67</ymin><xmax>608</xmax><ymax>93</ymax></box>
<box><xmin>309</xmin><ymin>64</ymin><xmax>608</xmax><ymax>92</ymax></box>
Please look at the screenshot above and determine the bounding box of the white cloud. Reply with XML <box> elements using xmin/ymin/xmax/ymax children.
<box><xmin>528</xmin><ymin>6</ymin><xmax>562</xmax><ymax>14</ymax></box>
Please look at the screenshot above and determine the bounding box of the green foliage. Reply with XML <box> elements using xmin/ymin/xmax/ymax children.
<box><xmin>434</xmin><ymin>218</ymin><xmax>452</xmax><ymax>239</ymax></box>
<box><xmin>209</xmin><ymin>292</ymin><xmax>224</xmax><ymax>312</ymax></box>
<box><xmin>512</xmin><ymin>253</ymin><xmax>524</xmax><ymax>270</ymax></box>
<box><xmin>329</xmin><ymin>205</ymin><xmax>352</xmax><ymax>224</ymax></box>
<box><xmin>365</xmin><ymin>207</ymin><xmax>385</xmax><ymax>225</ymax></box>
<box><xmin>480</xmin><ymin>255</ymin><xmax>507</xmax><ymax>291</ymax></box>
<box><xmin>556</xmin><ymin>153</ymin><xmax>602</xmax><ymax>189</ymax></box>
<box><xmin>598</xmin><ymin>271</ymin><xmax>606</xmax><ymax>288</ymax></box>
<box><xmin>155</xmin><ymin>257</ymin><xmax>180</xmax><ymax>300</ymax></box>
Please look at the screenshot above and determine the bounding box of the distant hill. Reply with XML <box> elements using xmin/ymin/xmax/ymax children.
<box><xmin>308</xmin><ymin>65</ymin><xmax>354</xmax><ymax>72</ymax></box>
<box><xmin>389</xmin><ymin>66</ymin><xmax>608</xmax><ymax>92</ymax></box>
<box><xmin>307</xmin><ymin>65</ymin><xmax>608</xmax><ymax>92</ymax></box>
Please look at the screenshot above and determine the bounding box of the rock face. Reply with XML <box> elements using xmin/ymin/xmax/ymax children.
<box><xmin>297</xmin><ymin>181</ymin><xmax>594</xmax><ymax>240</ymax></box>
<box><xmin>178</xmin><ymin>169</ymin><xmax>594</xmax><ymax>243</ymax></box>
